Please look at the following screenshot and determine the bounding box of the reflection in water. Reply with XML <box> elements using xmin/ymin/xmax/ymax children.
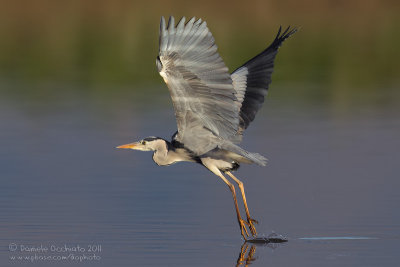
<box><xmin>236</xmin><ymin>243</ymin><xmax>257</xmax><ymax>267</ymax></box>
<box><xmin>236</xmin><ymin>240</ymin><xmax>286</xmax><ymax>266</ymax></box>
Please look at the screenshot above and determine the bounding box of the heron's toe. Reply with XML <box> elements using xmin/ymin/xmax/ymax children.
<box><xmin>248</xmin><ymin>218</ymin><xmax>258</xmax><ymax>236</ymax></box>
<box><xmin>239</xmin><ymin>219</ymin><xmax>250</xmax><ymax>239</ymax></box>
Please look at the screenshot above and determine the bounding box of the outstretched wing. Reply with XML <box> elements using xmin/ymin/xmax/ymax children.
<box><xmin>158</xmin><ymin>16</ymin><xmax>241</xmax><ymax>155</ymax></box>
<box><xmin>231</xmin><ymin>26</ymin><xmax>297</xmax><ymax>136</ymax></box>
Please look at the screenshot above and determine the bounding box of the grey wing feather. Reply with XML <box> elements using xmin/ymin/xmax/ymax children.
<box><xmin>158</xmin><ymin>16</ymin><xmax>241</xmax><ymax>155</ymax></box>
<box><xmin>232</xmin><ymin>26</ymin><xmax>297</xmax><ymax>136</ymax></box>
<box><xmin>218</xmin><ymin>140</ymin><xmax>267</xmax><ymax>166</ymax></box>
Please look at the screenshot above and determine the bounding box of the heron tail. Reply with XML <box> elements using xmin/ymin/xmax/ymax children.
<box><xmin>247</xmin><ymin>152</ymin><xmax>268</xmax><ymax>166</ymax></box>
<box><xmin>219</xmin><ymin>141</ymin><xmax>267</xmax><ymax>166</ymax></box>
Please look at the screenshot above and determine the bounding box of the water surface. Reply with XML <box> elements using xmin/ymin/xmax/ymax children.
<box><xmin>1</xmin><ymin>83</ymin><xmax>399</xmax><ymax>266</ymax></box>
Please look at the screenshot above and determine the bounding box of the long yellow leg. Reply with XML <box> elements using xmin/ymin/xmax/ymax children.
<box><xmin>216</xmin><ymin>173</ymin><xmax>250</xmax><ymax>240</ymax></box>
<box><xmin>226</xmin><ymin>171</ymin><xmax>258</xmax><ymax>236</ymax></box>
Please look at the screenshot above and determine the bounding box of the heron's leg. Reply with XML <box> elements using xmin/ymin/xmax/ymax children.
<box><xmin>201</xmin><ymin>160</ymin><xmax>250</xmax><ymax>239</ymax></box>
<box><xmin>236</xmin><ymin>243</ymin><xmax>249</xmax><ymax>267</ymax></box>
<box><xmin>216</xmin><ymin>172</ymin><xmax>250</xmax><ymax>239</ymax></box>
<box><xmin>226</xmin><ymin>171</ymin><xmax>258</xmax><ymax>236</ymax></box>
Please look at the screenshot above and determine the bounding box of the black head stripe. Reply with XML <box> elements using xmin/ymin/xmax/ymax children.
<box><xmin>143</xmin><ymin>136</ymin><xmax>162</xmax><ymax>142</ymax></box>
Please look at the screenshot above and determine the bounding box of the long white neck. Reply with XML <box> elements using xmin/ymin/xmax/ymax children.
<box><xmin>152</xmin><ymin>139</ymin><xmax>170</xmax><ymax>166</ymax></box>
<box><xmin>151</xmin><ymin>139</ymin><xmax>195</xmax><ymax>166</ymax></box>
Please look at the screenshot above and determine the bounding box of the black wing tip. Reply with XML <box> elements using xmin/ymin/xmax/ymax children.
<box><xmin>272</xmin><ymin>25</ymin><xmax>298</xmax><ymax>49</ymax></box>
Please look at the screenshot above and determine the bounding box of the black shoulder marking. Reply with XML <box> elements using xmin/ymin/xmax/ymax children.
<box><xmin>170</xmin><ymin>137</ymin><xmax>201</xmax><ymax>163</ymax></box>
<box><xmin>171</xmin><ymin>139</ymin><xmax>185</xmax><ymax>149</ymax></box>
<box><xmin>194</xmin><ymin>156</ymin><xmax>202</xmax><ymax>164</ymax></box>
<box><xmin>170</xmin><ymin>131</ymin><xmax>201</xmax><ymax>163</ymax></box>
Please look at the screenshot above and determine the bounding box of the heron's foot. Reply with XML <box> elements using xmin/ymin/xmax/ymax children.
<box><xmin>239</xmin><ymin>219</ymin><xmax>250</xmax><ymax>240</ymax></box>
<box><xmin>247</xmin><ymin>218</ymin><xmax>258</xmax><ymax>236</ymax></box>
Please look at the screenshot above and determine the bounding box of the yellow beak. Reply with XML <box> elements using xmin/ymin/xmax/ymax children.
<box><xmin>116</xmin><ymin>142</ymin><xmax>139</xmax><ymax>149</ymax></box>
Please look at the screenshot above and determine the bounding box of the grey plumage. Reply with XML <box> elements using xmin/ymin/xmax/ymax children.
<box><xmin>118</xmin><ymin>16</ymin><xmax>296</xmax><ymax>239</ymax></box>
<box><xmin>158</xmin><ymin>16</ymin><xmax>296</xmax><ymax>166</ymax></box>
<box><xmin>159</xmin><ymin>16</ymin><xmax>240</xmax><ymax>156</ymax></box>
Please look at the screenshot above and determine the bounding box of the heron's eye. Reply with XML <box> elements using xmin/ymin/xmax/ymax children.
<box><xmin>142</xmin><ymin>141</ymin><xmax>146</xmax><ymax>145</ymax></box>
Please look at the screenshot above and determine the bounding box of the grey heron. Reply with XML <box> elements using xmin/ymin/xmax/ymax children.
<box><xmin>117</xmin><ymin>16</ymin><xmax>296</xmax><ymax>240</ymax></box>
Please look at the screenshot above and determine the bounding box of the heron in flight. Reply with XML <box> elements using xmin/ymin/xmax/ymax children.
<box><xmin>117</xmin><ymin>16</ymin><xmax>296</xmax><ymax>239</ymax></box>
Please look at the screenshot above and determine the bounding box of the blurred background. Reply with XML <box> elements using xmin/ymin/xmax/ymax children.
<box><xmin>1</xmin><ymin>0</ymin><xmax>399</xmax><ymax>88</ymax></box>
<box><xmin>1</xmin><ymin>1</ymin><xmax>399</xmax><ymax>266</ymax></box>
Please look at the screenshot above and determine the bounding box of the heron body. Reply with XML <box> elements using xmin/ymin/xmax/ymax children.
<box><xmin>117</xmin><ymin>16</ymin><xmax>296</xmax><ymax>239</ymax></box>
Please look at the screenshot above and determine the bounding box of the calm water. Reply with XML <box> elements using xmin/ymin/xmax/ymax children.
<box><xmin>1</xmin><ymin>83</ymin><xmax>399</xmax><ymax>266</ymax></box>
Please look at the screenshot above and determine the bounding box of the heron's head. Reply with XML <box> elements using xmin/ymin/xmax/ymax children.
<box><xmin>116</xmin><ymin>137</ymin><xmax>166</xmax><ymax>152</ymax></box>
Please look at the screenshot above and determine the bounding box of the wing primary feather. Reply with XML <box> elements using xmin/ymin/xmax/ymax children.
<box><xmin>159</xmin><ymin>17</ymin><xmax>167</xmax><ymax>51</ymax></box>
<box><xmin>158</xmin><ymin>16</ymin><xmax>242</xmax><ymax>154</ymax></box>
<box><xmin>160</xmin><ymin>16</ymin><xmax>166</xmax><ymax>33</ymax></box>
<box><xmin>275</xmin><ymin>26</ymin><xmax>282</xmax><ymax>39</ymax></box>
<box><xmin>181</xmin><ymin>17</ymin><xmax>196</xmax><ymax>47</ymax></box>
<box><xmin>177</xmin><ymin>16</ymin><xmax>185</xmax><ymax>29</ymax></box>
<box><xmin>157</xmin><ymin>16</ymin><xmax>295</xmax><ymax>162</ymax></box>
<box><xmin>183</xmin><ymin>21</ymin><xmax>209</xmax><ymax>56</ymax></box>
<box><xmin>231</xmin><ymin>26</ymin><xmax>297</xmax><ymax>134</ymax></box>
<box><xmin>176</xmin><ymin>17</ymin><xmax>185</xmax><ymax>34</ymax></box>
<box><xmin>167</xmin><ymin>16</ymin><xmax>174</xmax><ymax>30</ymax></box>
<box><xmin>167</xmin><ymin>16</ymin><xmax>176</xmax><ymax>50</ymax></box>
<box><xmin>185</xmin><ymin>19</ymin><xmax>204</xmax><ymax>46</ymax></box>
<box><xmin>174</xmin><ymin>17</ymin><xmax>186</xmax><ymax>48</ymax></box>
